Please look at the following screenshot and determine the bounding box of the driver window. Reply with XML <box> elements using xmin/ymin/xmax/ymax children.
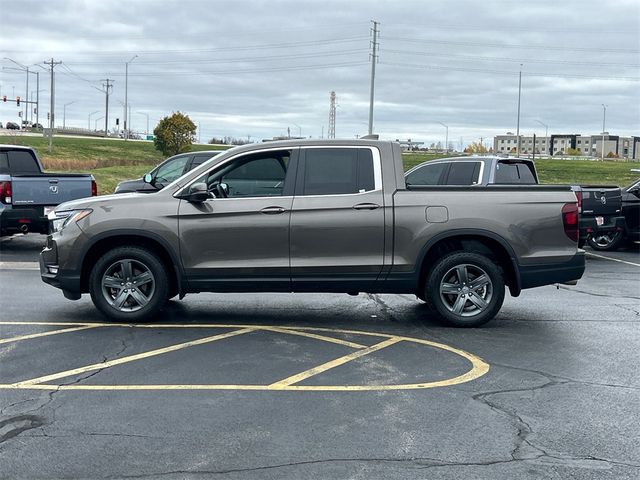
<box><xmin>154</xmin><ymin>156</ymin><xmax>190</xmax><ymax>185</ymax></box>
<box><xmin>202</xmin><ymin>150</ymin><xmax>290</xmax><ymax>198</ymax></box>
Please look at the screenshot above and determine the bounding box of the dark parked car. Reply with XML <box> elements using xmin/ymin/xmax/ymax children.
<box><xmin>5</xmin><ymin>122</ymin><xmax>20</xmax><ymax>130</ymax></box>
<box><xmin>114</xmin><ymin>150</ymin><xmax>222</xmax><ymax>193</ymax></box>
<box><xmin>620</xmin><ymin>175</ymin><xmax>640</xmax><ymax>245</ymax></box>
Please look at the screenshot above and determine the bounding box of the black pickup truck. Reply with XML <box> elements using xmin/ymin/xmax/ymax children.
<box><xmin>572</xmin><ymin>185</ymin><xmax>624</xmax><ymax>250</ymax></box>
<box><xmin>0</xmin><ymin>145</ymin><xmax>96</xmax><ymax>236</ymax></box>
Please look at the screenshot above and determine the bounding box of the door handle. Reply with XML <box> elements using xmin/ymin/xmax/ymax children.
<box><xmin>260</xmin><ymin>206</ymin><xmax>286</xmax><ymax>215</ymax></box>
<box><xmin>353</xmin><ymin>203</ymin><xmax>381</xmax><ymax>210</ymax></box>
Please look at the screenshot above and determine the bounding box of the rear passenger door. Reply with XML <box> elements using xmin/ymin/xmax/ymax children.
<box><xmin>290</xmin><ymin>146</ymin><xmax>385</xmax><ymax>291</ymax></box>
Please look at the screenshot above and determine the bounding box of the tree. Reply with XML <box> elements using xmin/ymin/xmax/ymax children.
<box><xmin>153</xmin><ymin>112</ymin><xmax>196</xmax><ymax>156</ymax></box>
<box><xmin>464</xmin><ymin>142</ymin><xmax>488</xmax><ymax>154</ymax></box>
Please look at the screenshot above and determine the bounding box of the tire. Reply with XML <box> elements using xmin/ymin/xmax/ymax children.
<box><xmin>89</xmin><ymin>246</ymin><xmax>169</xmax><ymax>322</ymax></box>
<box><xmin>424</xmin><ymin>251</ymin><xmax>505</xmax><ymax>327</ymax></box>
<box><xmin>587</xmin><ymin>231</ymin><xmax>623</xmax><ymax>251</ymax></box>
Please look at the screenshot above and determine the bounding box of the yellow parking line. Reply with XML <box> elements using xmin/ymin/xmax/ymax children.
<box><xmin>258</xmin><ymin>326</ymin><xmax>365</xmax><ymax>349</ymax></box>
<box><xmin>0</xmin><ymin>325</ymin><xmax>99</xmax><ymax>345</ymax></box>
<box><xmin>13</xmin><ymin>327</ymin><xmax>255</xmax><ymax>387</ymax></box>
<box><xmin>269</xmin><ymin>337</ymin><xmax>403</xmax><ymax>389</ymax></box>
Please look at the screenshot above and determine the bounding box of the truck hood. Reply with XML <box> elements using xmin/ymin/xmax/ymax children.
<box><xmin>55</xmin><ymin>191</ymin><xmax>156</xmax><ymax>211</ymax></box>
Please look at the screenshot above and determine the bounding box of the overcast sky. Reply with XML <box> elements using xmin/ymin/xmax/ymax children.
<box><xmin>1</xmin><ymin>0</ymin><xmax>638</xmax><ymax>147</ymax></box>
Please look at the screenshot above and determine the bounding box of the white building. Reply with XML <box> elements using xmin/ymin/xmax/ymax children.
<box><xmin>493</xmin><ymin>132</ymin><xmax>640</xmax><ymax>160</ymax></box>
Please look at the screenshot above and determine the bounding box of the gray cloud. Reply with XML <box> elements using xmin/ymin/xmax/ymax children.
<box><xmin>1</xmin><ymin>0</ymin><xmax>638</xmax><ymax>146</ymax></box>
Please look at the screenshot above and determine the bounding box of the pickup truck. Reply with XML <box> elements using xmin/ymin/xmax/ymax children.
<box><xmin>1</xmin><ymin>145</ymin><xmax>96</xmax><ymax>236</ymax></box>
<box><xmin>405</xmin><ymin>156</ymin><xmax>538</xmax><ymax>186</ymax></box>
<box><xmin>40</xmin><ymin>140</ymin><xmax>584</xmax><ymax>327</ymax></box>
<box><xmin>572</xmin><ymin>185</ymin><xmax>624</xmax><ymax>250</ymax></box>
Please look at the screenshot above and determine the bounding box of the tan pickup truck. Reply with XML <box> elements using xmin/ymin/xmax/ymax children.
<box><xmin>41</xmin><ymin>140</ymin><xmax>584</xmax><ymax>327</ymax></box>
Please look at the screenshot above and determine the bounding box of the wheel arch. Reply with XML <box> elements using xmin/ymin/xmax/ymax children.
<box><xmin>80</xmin><ymin>231</ymin><xmax>183</xmax><ymax>296</ymax></box>
<box><xmin>416</xmin><ymin>229</ymin><xmax>521</xmax><ymax>297</ymax></box>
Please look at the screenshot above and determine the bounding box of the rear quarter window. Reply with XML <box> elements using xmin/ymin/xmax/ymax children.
<box><xmin>494</xmin><ymin>161</ymin><xmax>537</xmax><ymax>184</ymax></box>
<box><xmin>405</xmin><ymin>162</ymin><xmax>448</xmax><ymax>186</ymax></box>
<box><xmin>7</xmin><ymin>150</ymin><xmax>40</xmax><ymax>174</ymax></box>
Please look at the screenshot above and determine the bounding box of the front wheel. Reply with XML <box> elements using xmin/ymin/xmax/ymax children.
<box><xmin>425</xmin><ymin>252</ymin><xmax>505</xmax><ymax>327</ymax></box>
<box><xmin>587</xmin><ymin>231</ymin><xmax>623</xmax><ymax>251</ymax></box>
<box><xmin>89</xmin><ymin>246</ymin><xmax>169</xmax><ymax>321</ymax></box>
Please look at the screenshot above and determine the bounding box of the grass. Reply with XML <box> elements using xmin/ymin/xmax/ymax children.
<box><xmin>1</xmin><ymin>135</ymin><xmax>637</xmax><ymax>194</ymax></box>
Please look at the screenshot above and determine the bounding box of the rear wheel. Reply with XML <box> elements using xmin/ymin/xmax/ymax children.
<box><xmin>587</xmin><ymin>231</ymin><xmax>623</xmax><ymax>251</ymax></box>
<box><xmin>89</xmin><ymin>246</ymin><xmax>169</xmax><ymax>321</ymax></box>
<box><xmin>425</xmin><ymin>251</ymin><xmax>505</xmax><ymax>327</ymax></box>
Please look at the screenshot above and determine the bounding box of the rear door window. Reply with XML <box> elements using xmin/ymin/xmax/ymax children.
<box><xmin>494</xmin><ymin>161</ymin><xmax>537</xmax><ymax>184</ymax></box>
<box><xmin>445</xmin><ymin>162</ymin><xmax>481</xmax><ymax>185</ymax></box>
<box><xmin>301</xmin><ymin>148</ymin><xmax>377</xmax><ymax>195</ymax></box>
<box><xmin>405</xmin><ymin>162</ymin><xmax>448</xmax><ymax>186</ymax></box>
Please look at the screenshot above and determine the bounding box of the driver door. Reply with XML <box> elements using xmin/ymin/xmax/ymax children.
<box><xmin>178</xmin><ymin>148</ymin><xmax>297</xmax><ymax>291</ymax></box>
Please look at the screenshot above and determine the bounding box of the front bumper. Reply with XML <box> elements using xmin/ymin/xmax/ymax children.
<box><xmin>39</xmin><ymin>235</ymin><xmax>82</xmax><ymax>297</ymax></box>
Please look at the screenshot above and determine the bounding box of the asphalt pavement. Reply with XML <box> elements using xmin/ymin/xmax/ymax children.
<box><xmin>0</xmin><ymin>234</ymin><xmax>639</xmax><ymax>479</ymax></box>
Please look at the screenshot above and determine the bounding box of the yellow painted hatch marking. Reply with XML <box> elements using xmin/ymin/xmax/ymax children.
<box><xmin>0</xmin><ymin>322</ymin><xmax>490</xmax><ymax>391</ymax></box>
<box><xmin>258</xmin><ymin>326</ymin><xmax>366</xmax><ymax>350</ymax></box>
<box><xmin>12</xmin><ymin>327</ymin><xmax>255</xmax><ymax>387</ymax></box>
<box><xmin>0</xmin><ymin>325</ymin><xmax>99</xmax><ymax>345</ymax></box>
<box><xmin>269</xmin><ymin>337</ymin><xmax>402</xmax><ymax>388</ymax></box>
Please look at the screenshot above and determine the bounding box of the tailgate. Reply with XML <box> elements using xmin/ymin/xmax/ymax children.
<box><xmin>580</xmin><ymin>186</ymin><xmax>622</xmax><ymax>215</ymax></box>
<box><xmin>11</xmin><ymin>176</ymin><xmax>93</xmax><ymax>207</ymax></box>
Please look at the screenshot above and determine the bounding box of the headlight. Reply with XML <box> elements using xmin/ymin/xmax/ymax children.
<box><xmin>48</xmin><ymin>209</ymin><xmax>93</xmax><ymax>233</ymax></box>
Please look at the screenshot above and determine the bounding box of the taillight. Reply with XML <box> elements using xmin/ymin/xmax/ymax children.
<box><xmin>574</xmin><ymin>190</ymin><xmax>582</xmax><ymax>213</ymax></box>
<box><xmin>562</xmin><ymin>203</ymin><xmax>579</xmax><ymax>243</ymax></box>
<box><xmin>0</xmin><ymin>181</ymin><xmax>12</xmax><ymax>204</ymax></box>
<box><xmin>91</xmin><ymin>179</ymin><xmax>97</xmax><ymax>197</ymax></box>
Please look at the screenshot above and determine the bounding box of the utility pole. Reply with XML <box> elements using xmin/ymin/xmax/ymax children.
<box><xmin>601</xmin><ymin>104</ymin><xmax>607</xmax><ymax>161</ymax></box>
<box><xmin>43</xmin><ymin>58</ymin><xmax>62</xmax><ymax>153</ymax></box>
<box><xmin>34</xmin><ymin>71</ymin><xmax>39</xmax><ymax>126</ymax></box>
<box><xmin>100</xmin><ymin>79</ymin><xmax>114</xmax><ymax>137</ymax></box>
<box><xmin>515</xmin><ymin>64</ymin><xmax>523</xmax><ymax>157</ymax></box>
<box><xmin>368</xmin><ymin>20</ymin><xmax>379</xmax><ymax>136</ymax></box>
<box><xmin>124</xmin><ymin>55</ymin><xmax>138</xmax><ymax>141</ymax></box>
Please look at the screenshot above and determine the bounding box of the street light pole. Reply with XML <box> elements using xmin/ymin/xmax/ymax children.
<box><xmin>95</xmin><ymin>116</ymin><xmax>104</xmax><ymax>131</ymax></box>
<box><xmin>535</xmin><ymin>120</ymin><xmax>548</xmax><ymax>155</ymax></box>
<box><xmin>136</xmin><ymin>111</ymin><xmax>149</xmax><ymax>137</ymax></box>
<box><xmin>437</xmin><ymin>122</ymin><xmax>449</xmax><ymax>153</ymax></box>
<box><xmin>124</xmin><ymin>55</ymin><xmax>138</xmax><ymax>141</ymax></box>
<box><xmin>516</xmin><ymin>64</ymin><xmax>523</xmax><ymax>157</ymax></box>
<box><xmin>601</xmin><ymin>104</ymin><xmax>607</xmax><ymax>161</ymax></box>
<box><xmin>63</xmin><ymin>101</ymin><xmax>75</xmax><ymax>129</ymax></box>
<box><xmin>88</xmin><ymin>110</ymin><xmax>99</xmax><ymax>130</ymax></box>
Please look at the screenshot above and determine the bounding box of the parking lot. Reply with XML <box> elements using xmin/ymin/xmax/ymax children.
<box><xmin>1</xmin><ymin>234</ymin><xmax>639</xmax><ymax>479</ymax></box>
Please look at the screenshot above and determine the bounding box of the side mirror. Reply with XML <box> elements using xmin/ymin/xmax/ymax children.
<box><xmin>183</xmin><ymin>182</ymin><xmax>211</xmax><ymax>203</ymax></box>
<box><xmin>143</xmin><ymin>173</ymin><xmax>153</xmax><ymax>184</ymax></box>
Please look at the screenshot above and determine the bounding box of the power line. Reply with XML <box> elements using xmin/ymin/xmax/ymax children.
<box><xmin>63</xmin><ymin>49</ymin><xmax>369</xmax><ymax>66</ymax></box>
<box><xmin>382</xmin><ymin>49</ymin><xmax>640</xmax><ymax>68</ymax></box>
<box><xmin>63</xmin><ymin>61</ymin><xmax>371</xmax><ymax>78</ymax></box>
<box><xmin>380</xmin><ymin>61</ymin><xmax>640</xmax><ymax>82</ymax></box>
<box><xmin>384</xmin><ymin>36</ymin><xmax>639</xmax><ymax>54</ymax></box>
<box><xmin>3</xmin><ymin>36</ymin><xmax>370</xmax><ymax>56</ymax></box>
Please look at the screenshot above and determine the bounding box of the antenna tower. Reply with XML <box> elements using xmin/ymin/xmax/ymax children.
<box><xmin>328</xmin><ymin>91</ymin><xmax>336</xmax><ymax>139</ymax></box>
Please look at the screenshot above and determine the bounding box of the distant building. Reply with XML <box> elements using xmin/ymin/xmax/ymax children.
<box><xmin>493</xmin><ymin>132</ymin><xmax>640</xmax><ymax>160</ymax></box>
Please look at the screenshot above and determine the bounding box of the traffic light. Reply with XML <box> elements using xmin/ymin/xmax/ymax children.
<box><xmin>2</xmin><ymin>96</ymin><xmax>6</xmax><ymax>102</ymax></box>
<box><xmin>116</xmin><ymin>118</ymin><xmax>119</xmax><ymax>126</ymax></box>
<box><xmin>16</xmin><ymin>96</ymin><xmax>20</xmax><ymax>106</ymax></box>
